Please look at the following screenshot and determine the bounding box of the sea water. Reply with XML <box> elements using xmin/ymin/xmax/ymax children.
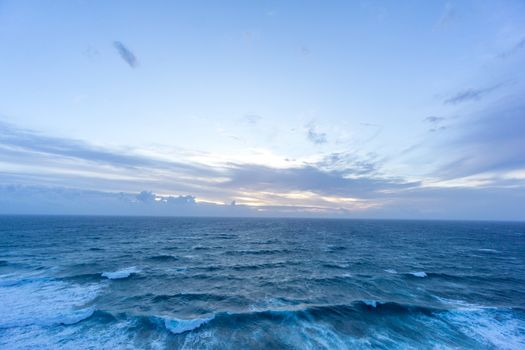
<box><xmin>1</xmin><ymin>216</ymin><xmax>524</xmax><ymax>349</ymax></box>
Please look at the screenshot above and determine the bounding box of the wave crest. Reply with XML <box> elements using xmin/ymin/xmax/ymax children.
<box><xmin>101</xmin><ymin>267</ymin><xmax>139</xmax><ymax>280</ymax></box>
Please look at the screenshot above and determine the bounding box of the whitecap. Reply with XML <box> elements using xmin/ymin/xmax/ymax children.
<box><xmin>59</xmin><ymin>307</ymin><xmax>95</xmax><ymax>325</ymax></box>
<box><xmin>384</xmin><ymin>269</ymin><xmax>397</xmax><ymax>274</ymax></box>
<box><xmin>410</xmin><ymin>271</ymin><xmax>427</xmax><ymax>278</ymax></box>
<box><xmin>163</xmin><ymin>316</ymin><xmax>214</xmax><ymax>334</ymax></box>
<box><xmin>442</xmin><ymin>308</ymin><xmax>525</xmax><ymax>350</ymax></box>
<box><xmin>363</xmin><ymin>300</ymin><xmax>378</xmax><ymax>308</ymax></box>
<box><xmin>101</xmin><ymin>267</ymin><xmax>139</xmax><ymax>280</ymax></box>
<box><xmin>476</xmin><ymin>248</ymin><xmax>500</xmax><ymax>253</ymax></box>
<box><xmin>0</xmin><ymin>275</ymin><xmax>99</xmax><ymax>328</ymax></box>
<box><xmin>0</xmin><ymin>316</ymin><xmax>139</xmax><ymax>350</ymax></box>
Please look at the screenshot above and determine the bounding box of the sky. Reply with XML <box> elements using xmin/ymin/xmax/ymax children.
<box><xmin>0</xmin><ymin>0</ymin><xmax>524</xmax><ymax>220</ymax></box>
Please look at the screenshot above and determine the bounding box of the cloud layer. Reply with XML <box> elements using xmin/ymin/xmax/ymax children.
<box><xmin>113</xmin><ymin>41</ymin><xmax>138</xmax><ymax>68</ymax></box>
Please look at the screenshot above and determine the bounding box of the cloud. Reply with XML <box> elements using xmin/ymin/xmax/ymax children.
<box><xmin>429</xmin><ymin>126</ymin><xmax>447</xmax><ymax>133</ymax></box>
<box><xmin>242</xmin><ymin>114</ymin><xmax>263</xmax><ymax>125</ymax></box>
<box><xmin>314</xmin><ymin>152</ymin><xmax>380</xmax><ymax>176</ymax></box>
<box><xmin>0</xmin><ymin>120</ymin><xmax>225</xmax><ymax>197</ymax></box>
<box><xmin>0</xmin><ymin>120</ymin><xmax>407</xmax><ymax>207</ymax></box>
<box><xmin>435</xmin><ymin>3</ymin><xmax>457</xmax><ymax>29</ymax></box>
<box><xmin>0</xmin><ymin>185</ymin><xmax>254</xmax><ymax>217</ymax></box>
<box><xmin>83</xmin><ymin>45</ymin><xmax>99</xmax><ymax>60</ymax></box>
<box><xmin>434</xmin><ymin>95</ymin><xmax>525</xmax><ymax>178</ymax></box>
<box><xmin>443</xmin><ymin>84</ymin><xmax>503</xmax><ymax>105</ymax></box>
<box><xmin>0</xmin><ymin>121</ymin><xmax>208</xmax><ymax>173</ymax></box>
<box><xmin>424</xmin><ymin>116</ymin><xmax>445</xmax><ymax>123</ymax></box>
<box><xmin>1</xmin><ymin>115</ymin><xmax>524</xmax><ymax>220</ymax></box>
<box><xmin>497</xmin><ymin>36</ymin><xmax>525</xmax><ymax>59</ymax></box>
<box><xmin>113</xmin><ymin>41</ymin><xmax>138</xmax><ymax>68</ymax></box>
<box><xmin>222</xmin><ymin>164</ymin><xmax>416</xmax><ymax>199</ymax></box>
<box><xmin>300</xmin><ymin>46</ymin><xmax>310</xmax><ymax>55</ymax></box>
<box><xmin>306</xmin><ymin>123</ymin><xmax>327</xmax><ymax>145</ymax></box>
<box><xmin>366</xmin><ymin>185</ymin><xmax>525</xmax><ymax>221</ymax></box>
<box><xmin>2</xmin><ymin>179</ymin><xmax>523</xmax><ymax>220</ymax></box>
<box><xmin>424</xmin><ymin>116</ymin><xmax>447</xmax><ymax>132</ymax></box>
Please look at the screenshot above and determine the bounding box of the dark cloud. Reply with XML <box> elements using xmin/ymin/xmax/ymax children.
<box><xmin>443</xmin><ymin>84</ymin><xmax>502</xmax><ymax>105</ymax></box>
<box><xmin>0</xmin><ymin>185</ymin><xmax>253</xmax><ymax>217</ymax></box>
<box><xmin>222</xmin><ymin>164</ymin><xmax>416</xmax><ymax>199</ymax></box>
<box><xmin>1</xmin><ymin>112</ymin><xmax>524</xmax><ymax>219</ymax></box>
<box><xmin>113</xmin><ymin>41</ymin><xmax>138</xmax><ymax>68</ymax></box>
<box><xmin>2</xmin><ymin>179</ymin><xmax>523</xmax><ymax>220</ymax></box>
<box><xmin>0</xmin><ymin>120</ymin><xmax>406</xmax><ymax>203</ymax></box>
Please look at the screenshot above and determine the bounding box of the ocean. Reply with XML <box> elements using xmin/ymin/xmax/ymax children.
<box><xmin>0</xmin><ymin>216</ymin><xmax>524</xmax><ymax>349</ymax></box>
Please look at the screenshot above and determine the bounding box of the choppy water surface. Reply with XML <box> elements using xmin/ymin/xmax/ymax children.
<box><xmin>1</xmin><ymin>216</ymin><xmax>524</xmax><ymax>349</ymax></box>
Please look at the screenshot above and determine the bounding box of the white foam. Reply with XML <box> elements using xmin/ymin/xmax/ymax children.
<box><xmin>0</xmin><ymin>274</ymin><xmax>99</xmax><ymax>328</ymax></box>
<box><xmin>363</xmin><ymin>300</ymin><xmax>378</xmax><ymax>308</ymax></box>
<box><xmin>101</xmin><ymin>267</ymin><xmax>139</xmax><ymax>280</ymax></box>
<box><xmin>163</xmin><ymin>316</ymin><xmax>214</xmax><ymax>334</ymax></box>
<box><xmin>0</xmin><ymin>317</ymin><xmax>141</xmax><ymax>350</ymax></box>
<box><xmin>476</xmin><ymin>248</ymin><xmax>500</xmax><ymax>253</ymax></box>
<box><xmin>443</xmin><ymin>308</ymin><xmax>525</xmax><ymax>350</ymax></box>
<box><xmin>384</xmin><ymin>269</ymin><xmax>397</xmax><ymax>274</ymax></box>
<box><xmin>410</xmin><ymin>271</ymin><xmax>427</xmax><ymax>278</ymax></box>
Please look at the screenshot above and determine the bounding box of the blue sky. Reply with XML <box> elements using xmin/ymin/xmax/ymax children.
<box><xmin>1</xmin><ymin>0</ymin><xmax>524</xmax><ymax>219</ymax></box>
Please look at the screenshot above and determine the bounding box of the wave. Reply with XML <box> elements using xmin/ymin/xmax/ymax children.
<box><xmin>0</xmin><ymin>274</ymin><xmax>52</xmax><ymax>287</ymax></box>
<box><xmin>321</xmin><ymin>262</ymin><xmax>349</xmax><ymax>269</ymax></box>
<box><xmin>101</xmin><ymin>267</ymin><xmax>140</xmax><ymax>280</ymax></box>
<box><xmin>66</xmin><ymin>310</ymin><xmax>214</xmax><ymax>335</ymax></box>
<box><xmin>442</xmin><ymin>307</ymin><xmax>525</xmax><ymax>349</ymax></box>
<box><xmin>0</xmin><ymin>308</ymin><xmax>95</xmax><ymax>328</ymax></box>
<box><xmin>192</xmin><ymin>245</ymin><xmax>210</xmax><ymax>251</ymax></box>
<box><xmin>423</xmin><ymin>272</ymin><xmax>525</xmax><ymax>285</ymax></box>
<box><xmin>162</xmin><ymin>316</ymin><xmax>214</xmax><ymax>334</ymax></box>
<box><xmin>222</xmin><ymin>248</ymin><xmax>293</xmax><ymax>256</ymax></box>
<box><xmin>56</xmin><ymin>300</ymin><xmax>441</xmax><ymax>329</ymax></box>
<box><xmin>3</xmin><ymin>304</ymin><xmax>524</xmax><ymax>350</ymax></box>
<box><xmin>152</xmin><ymin>292</ymin><xmax>235</xmax><ymax>304</ymax></box>
<box><xmin>58</xmin><ymin>307</ymin><xmax>96</xmax><ymax>325</ymax></box>
<box><xmin>0</xmin><ymin>277</ymin><xmax>99</xmax><ymax>329</ymax></box>
<box><xmin>476</xmin><ymin>248</ymin><xmax>500</xmax><ymax>253</ymax></box>
<box><xmin>146</xmin><ymin>255</ymin><xmax>178</xmax><ymax>262</ymax></box>
<box><xmin>60</xmin><ymin>272</ymin><xmax>105</xmax><ymax>283</ymax></box>
<box><xmin>6</xmin><ymin>297</ymin><xmax>521</xmax><ymax>350</ymax></box>
<box><xmin>408</xmin><ymin>271</ymin><xmax>427</xmax><ymax>278</ymax></box>
<box><xmin>324</xmin><ymin>245</ymin><xmax>347</xmax><ymax>252</ymax></box>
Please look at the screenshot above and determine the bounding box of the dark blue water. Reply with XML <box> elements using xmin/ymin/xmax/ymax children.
<box><xmin>1</xmin><ymin>216</ymin><xmax>524</xmax><ymax>349</ymax></box>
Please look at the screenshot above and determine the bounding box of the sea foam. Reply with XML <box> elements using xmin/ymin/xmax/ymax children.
<box><xmin>409</xmin><ymin>271</ymin><xmax>427</xmax><ymax>278</ymax></box>
<box><xmin>0</xmin><ymin>274</ymin><xmax>99</xmax><ymax>328</ymax></box>
<box><xmin>163</xmin><ymin>316</ymin><xmax>214</xmax><ymax>334</ymax></box>
<box><xmin>442</xmin><ymin>308</ymin><xmax>525</xmax><ymax>350</ymax></box>
<box><xmin>101</xmin><ymin>267</ymin><xmax>139</xmax><ymax>280</ymax></box>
